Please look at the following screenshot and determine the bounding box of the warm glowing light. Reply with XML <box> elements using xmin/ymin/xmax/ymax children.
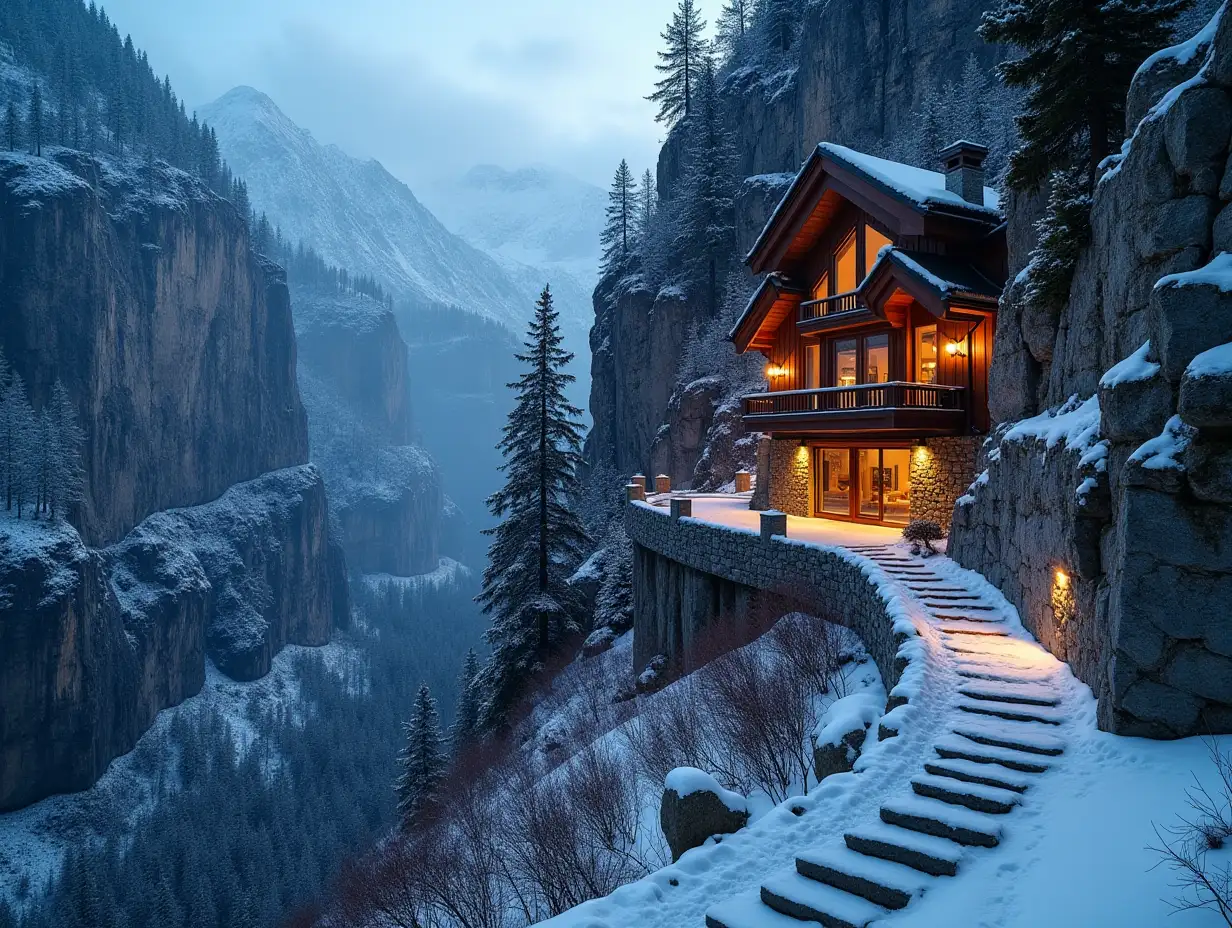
<box><xmin>945</xmin><ymin>339</ymin><xmax>968</xmax><ymax>358</ymax></box>
<box><xmin>765</xmin><ymin>363</ymin><xmax>788</xmax><ymax>378</ymax></box>
<box><xmin>1055</xmin><ymin>569</ymin><xmax>1069</xmax><ymax>589</ymax></box>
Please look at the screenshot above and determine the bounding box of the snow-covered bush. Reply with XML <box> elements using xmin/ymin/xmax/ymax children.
<box><xmin>902</xmin><ymin>518</ymin><xmax>945</xmax><ymax>556</ymax></box>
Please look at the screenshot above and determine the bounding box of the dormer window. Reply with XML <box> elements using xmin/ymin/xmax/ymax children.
<box><xmin>835</xmin><ymin>232</ymin><xmax>858</xmax><ymax>293</ymax></box>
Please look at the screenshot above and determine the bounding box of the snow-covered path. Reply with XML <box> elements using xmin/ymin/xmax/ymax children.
<box><xmin>542</xmin><ymin>517</ymin><xmax>1230</xmax><ymax>928</ymax></box>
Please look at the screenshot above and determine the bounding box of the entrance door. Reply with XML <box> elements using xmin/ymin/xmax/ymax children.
<box><xmin>857</xmin><ymin>448</ymin><xmax>882</xmax><ymax>521</ymax></box>
<box><xmin>816</xmin><ymin>448</ymin><xmax>851</xmax><ymax>517</ymax></box>
<box><xmin>812</xmin><ymin>446</ymin><xmax>913</xmax><ymax>524</ymax></box>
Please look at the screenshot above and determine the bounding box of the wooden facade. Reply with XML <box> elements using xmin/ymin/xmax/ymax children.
<box><xmin>731</xmin><ymin>142</ymin><xmax>1007</xmax><ymax>524</ymax></box>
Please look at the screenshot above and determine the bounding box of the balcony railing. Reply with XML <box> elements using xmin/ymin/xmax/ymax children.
<box><xmin>743</xmin><ymin>382</ymin><xmax>966</xmax><ymax>416</ymax></box>
<box><xmin>799</xmin><ymin>290</ymin><xmax>861</xmax><ymax>322</ymax></box>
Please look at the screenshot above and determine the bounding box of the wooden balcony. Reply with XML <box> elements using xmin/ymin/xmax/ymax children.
<box><xmin>797</xmin><ymin>290</ymin><xmax>879</xmax><ymax>335</ymax></box>
<box><xmin>742</xmin><ymin>382</ymin><xmax>968</xmax><ymax>437</ymax></box>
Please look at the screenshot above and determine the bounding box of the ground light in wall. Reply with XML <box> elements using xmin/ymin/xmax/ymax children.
<box><xmin>1052</xmin><ymin>567</ymin><xmax>1075</xmax><ymax>627</ymax></box>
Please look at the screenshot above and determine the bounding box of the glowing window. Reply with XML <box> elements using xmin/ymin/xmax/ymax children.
<box><xmin>864</xmin><ymin>224</ymin><xmax>893</xmax><ymax>273</ymax></box>
<box><xmin>834</xmin><ymin>338</ymin><xmax>858</xmax><ymax>387</ymax></box>
<box><xmin>865</xmin><ymin>333</ymin><xmax>890</xmax><ymax>384</ymax></box>
<box><xmin>812</xmin><ymin>272</ymin><xmax>830</xmax><ymax>301</ymax></box>
<box><xmin>916</xmin><ymin>325</ymin><xmax>939</xmax><ymax>384</ymax></box>
<box><xmin>834</xmin><ymin>232</ymin><xmax>857</xmax><ymax>294</ymax></box>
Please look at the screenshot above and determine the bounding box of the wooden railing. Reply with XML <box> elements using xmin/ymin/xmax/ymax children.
<box><xmin>743</xmin><ymin>382</ymin><xmax>966</xmax><ymax>416</ymax></box>
<box><xmin>799</xmin><ymin>290</ymin><xmax>861</xmax><ymax>322</ymax></box>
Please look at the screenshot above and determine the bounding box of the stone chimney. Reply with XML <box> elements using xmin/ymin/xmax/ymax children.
<box><xmin>939</xmin><ymin>140</ymin><xmax>989</xmax><ymax>206</ymax></box>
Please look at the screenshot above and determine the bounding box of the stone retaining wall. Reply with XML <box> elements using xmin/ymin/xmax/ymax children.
<box><xmin>911</xmin><ymin>437</ymin><xmax>982</xmax><ymax>530</ymax></box>
<box><xmin>625</xmin><ymin>501</ymin><xmax>910</xmax><ymax>697</ymax></box>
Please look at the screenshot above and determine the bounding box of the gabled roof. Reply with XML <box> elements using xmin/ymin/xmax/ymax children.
<box><xmin>746</xmin><ymin>143</ymin><xmax>1004</xmax><ymax>275</ymax></box>
<box><xmin>729</xmin><ymin>273</ymin><xmax>806</xmax><ymax>353</ymax></box>
<box><xmin>859</xmin><ymin>247</ymin><xmax>1003</xmax><ymax>323</ymax></box>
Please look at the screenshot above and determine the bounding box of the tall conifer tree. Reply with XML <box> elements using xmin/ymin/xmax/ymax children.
<box><xmin>601</xmin><ymin>159</ymin><xmax>638</xmax><ymax>271</ymax></box>
<box><xmin>980</xmin><ymin>0</ymin><xmax>1191</xmax><ymax>192</ymax></box>
<box><xmin>716</xmin><ymin>0</ymin><xmax>753</xmax><ymax>61</ymax></box>
<box><xmin>395</xmin><ymin>684</ymin><xmax>446</xmax><ymax>828</ymax></box>
<box><xmin>647</xmin><ymin>0</ymin><xmax>708</xmax><ymax>125</ymax></box>
<box><xmin>449</xmin><ymin>649</ymin><xmax>482</xmax><ymax>754</ymax></box>
<box><xmin>27</xmin><ymin>82</ymin><xmax>43</xmax><ymax>156</ymax></box>
<box><xmin>477</xmin><ymin>285</ymin><xmax>589</xmax><ymax>731</ymax></box>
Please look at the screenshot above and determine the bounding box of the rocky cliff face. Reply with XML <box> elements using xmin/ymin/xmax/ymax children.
<box><xmin>1</xmin><ymin>465</ymin><xmax>348</xmax><ymax>811</ymax></box>
<box><xmin>0</xmin><ymin>150</ymin><xmax>309</xmax><ymax>547</ymax></box>
<box><xmin>952</xmin><ymin>7</ymin><xmax>1232</xmax><ymax>737</ymax></box>
<box><xmin>295</xmin><ymin>288</ymin><xmax>443</xmax><ymax>576</ymax></box>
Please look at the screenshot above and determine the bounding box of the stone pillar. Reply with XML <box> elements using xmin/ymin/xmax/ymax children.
<box><xmin>760</xmin><ymin>510</ymin><xmax>788</xmax><ymax>541</ymax></box>
<box><xmin>767</xmin><ymin>439</ymin><xmax>810</xmax><ymax>517</ymax></box>
<box><xmin>631</xmin><ymin>474</ymin><xmax>647</xmax><ymax>489</ymax></box>
<box><xmin>750</xmin><ymin>435</ymin><xmax>772</xmax><ymax>511</ymax></box>
<box><xmin>909</xmin><ymin>436</ymin><xmax>981</xmax><ymax>530</ymax></box>
<box><xmin>670</xmin><ymin>498</ymin><xmax>693</xmax><ymax>520</ymax></box>
<box><xmin>734</xmin><ymin>470</ymin><xmax>752</xmax><ymax>493</ymax></box>
<box><xmin>627</xmin><ymin>483</ymin><xmax>646</xmax><ymax>503</ymax></box>
<box><xmin>655</xmin><ymin>474</ymin><xmax>672</xmax><ymax>494</ymax></box>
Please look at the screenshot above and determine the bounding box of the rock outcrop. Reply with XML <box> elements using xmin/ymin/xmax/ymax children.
<box><xmin>660</xmin><ymin>768</ymin><xmax>750</xmax><ymax>862</ymax></box>
<box><xmin>0</xmin><ymin>150</ymin><xmax>308</xmax><ymax>547</ymax></box>
<box><xmin>952</xmin><ymin>7</ymin><xmax>1232</xmax><ymax>737</ymax></box>
<box><xmin>0</xmin><ymin>465</ymin><xmax>348</xmax><ymax>812</ymax></box>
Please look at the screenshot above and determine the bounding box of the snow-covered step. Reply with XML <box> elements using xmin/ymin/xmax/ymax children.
<box><xmin>930</xmin><ymin>602</ymin><xmax>996</xmax><ymax>612</ymax></box>
<box><xmin>957</xmin><ymin>699</ymin><xmax>1065</xmax><ymax>726</ymax></box>
<box><xmin>923</xmin><ymin>758</ymin><xmax>1034</xmax><ymax>793</ymax></box>
<box><xmin>761</xmin><ymin>870</ymin><xmax>890</xmax><ymax>928</ymax></box>
<box><xmin>795</xmin><ymin>844</ymin><xmax>936</xmax><ymax>910</ymax></box>
<box><xmin>932</xmin><ymin>734</ymin><xmax>1054</xmax><ymax>774</ymax></box>
<box><xmin>881</xmin><ymin>795</ymin><xmax>1003</xmax><ymax>847</ymax></box>
<box><xmin>843</xmin><ymin>820</ymin><xmax>964</xmax><ymax>877</ymax></box>
<box><xmin>952</xmin><ymin>721</ymin><xmax>1066</xmax><ymax>756</ymax></box>
<box><xmin>931</xmin><ymin>612</ymin><xmax>1004</xmax><ymax>624</ymax></box>
<box><xmin>959</xmin><ymin>680</ymin><xmax>1060</xmax><ymax>706</ymax></box>
<box><xmin>705</xmin><ymin>889</ymin><xmax>820</xmax><ymax>928</ymax></box>
<box><xmin>939</xmin><ymin>624</ymin><xmax>1010</xmax><ymax>637</ymax></box>
<box><xmin>954</xmin><ymin>665</ymin><xmax>1056</xmax><ymax>685</ymax></box>
<box><xmin>910</xmin><ymin>773</ymin><xmax>1021</xmax><ymax>814</ymax></box>
<box><xmin>918</xmin><ymin>592</ymin><xmax>982</xmax><ymax>601</ymax></box>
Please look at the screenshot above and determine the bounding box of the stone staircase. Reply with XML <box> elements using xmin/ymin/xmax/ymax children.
<box><xmin>706</xmin><ymin>544</ymin><xmax>1069</xmax><ymax>928</ymax></box>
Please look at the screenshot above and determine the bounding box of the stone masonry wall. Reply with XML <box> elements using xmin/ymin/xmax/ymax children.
<box><xmin>766</xmin><ymin>438</ymin><xmax>811</xmax><ymax>516</ymax></box>
<box><xmin>626</xmin><ymin>501</ymin><xmax>911</xmax><ymax>699</ymax></box>
<box><xmin>910</xmin><ymin>437</ymin><xmax>982</xmax><ymax>530</ymax></box>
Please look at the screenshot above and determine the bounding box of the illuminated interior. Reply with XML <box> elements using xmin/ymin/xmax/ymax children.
<box><xmin>812</xmin><ymin>271</ymin><xmax>830</xmax><ymax>301</ymax></box>
<box><xmin>916</xmin><ymin>325</ymin><xmax>938</xmax><ymax>384</ymax></box>
<box><xmin>864</xmin><ymin>225</ymin><xmax>893</xmax><ymax>267</ymax></box>
<box><xmin>835</xmin><ymin>232</ymin><xmax>857</xmax><ymax>293</ymax></box>
<box><xmin>834</xmin><ymin>338</ymin><xmax>857</xmax><ymax>387</ymax></box>
<box><xmin>865</xmin><ymin>333</ymin><xmax>889</xmax><ymax>384</ymax></box>
<box><xmin>813</xmin><ymin>447</ymin><xmax>912</xmax><ymax>524</ymax></box>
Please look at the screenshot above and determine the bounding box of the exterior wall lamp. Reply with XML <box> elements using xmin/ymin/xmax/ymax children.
<box><xmin>765</xmin><ymin>363</ymin><xmax>788</xmax><ymax>378</ymax></box>
<box><xmin>945</xmin><ymin>339</ymin><xmax>968</xmax><ymax>358</ymax></box>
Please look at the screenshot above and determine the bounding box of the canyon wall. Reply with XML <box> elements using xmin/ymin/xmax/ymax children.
<box><xmin>951</xmin><ymin>8</ymin><xmax>1232</xmax><ymax>737</ymax></box>
<box><xmin>0</xmin><ymin>151</ymin><xmax>308</xmax><ymax>547</ymax></box>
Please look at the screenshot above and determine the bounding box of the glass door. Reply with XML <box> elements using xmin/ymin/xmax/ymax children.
<box><xmin>857</xmin><ymin>449</ymin><xmax>882</xmax><ymax>521</ymax></box>
<box><xmin>815</xmin><ymin>448</ymin><xmax>852</xmax><ymax>517</ymax></box>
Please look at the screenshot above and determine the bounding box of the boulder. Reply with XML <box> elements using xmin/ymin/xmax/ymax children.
<box><xmin>1214</xmin><ymin>201</ymin><xmax>1232</xmax><ymax>250</ymax></box>
<box><xmin>1164</xmin><ymin>645</ymin><xmax>1232</xmax><ymax>705</ymax></box>
<box><xmin>1127</xmin><ymin>32</ymin><xmax>1215</xmax><ymax>132</ymax></box>
<box><xmin>1179</xmin><ymin>345</ymin><xmax>1232</xmax><ymax>427</ymax></box>
<box><xmin>1151</xmin><ymin>266</ymin><xmax>1232</xmax><ymax>382</ymax></box>
<box><xmin>1140</xmin><ymin>195</ymin><xmax>1217</xmax><ymax>260</ymax></box>
<box><xmin>1185</xmin><ymin>439</ymin><xmax>1232</xmax><ymax>503</ymax></box>
<box><xmin>811</xmin><ymin>693</ymin><xmax>882</xmax><ymax>781</ymax></box>
<box><xmin>1164</xmin><ymin>86</ymin><xmax>1232</xmax><ymax>194</ymax></box>
<box><xmin>1098</xmin><ymin>343</ymin><xmax>1173</xmax><ymax>442</ymax></box>
<box><xmin>581</xmin><ymin>626</ymin><xmax>617</xmax><ymax>658</ymax></box>
<box><xmin>1120</xmin><ymin>678</ymin><xmax>1205</xmax><ymax>737</ymax></box>
<box><xmin>660</xmin><ymin>768</ymin><xmax>750</xmax><ymax>861</ymax></box>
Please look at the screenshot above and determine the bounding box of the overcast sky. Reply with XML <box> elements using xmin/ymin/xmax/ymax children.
<box><xmin>101</xmin><ymin>0</ymin><xmax>724</xmax><ymax>189</ymax></box>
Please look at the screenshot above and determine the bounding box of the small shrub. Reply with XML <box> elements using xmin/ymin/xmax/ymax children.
<box><xmin>902</xmin><ymin>519</ymin><xmax>945</xmax><ymax>555</ymax></box>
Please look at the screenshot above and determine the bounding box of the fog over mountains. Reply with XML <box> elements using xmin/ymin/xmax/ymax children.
<box><xmin>199</xmin><ymin>86</ymin><xmax>601</xmax><ymax>353</ymax></box>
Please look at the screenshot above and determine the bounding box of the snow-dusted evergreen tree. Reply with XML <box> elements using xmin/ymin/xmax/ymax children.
<box><xmin>680</xmin><ymin>54</ymin><xmax>738</xmax><ymax>318</ymax></box>
<box><xmin>762</xmin><ymin>0</ymin><xmax>804</xmax><ymax>53</ymax></box>
<box><xmin>601</xmin><ymin>159</ymin><xmax>638</xmax><ymax>272</ymax></box>
<box><xmin>477</xmin><ymin>285</ymin><xmax>590</xmax><ymax>731</ymax></box>
<box><xmin>716</xmin><ymin>0</ymin><xmax>754</xmax><ymax>62</ymax></box>
<box><xmin>449</xmin><ymin>648</ymin><xmax>482</xmax><ymax>754</ymax></box>
<box><xmin>0</xmin><ymin>372</ymin><xmax>34</xmax><ymax>518</ymax></box>
<box><xmin>27</xmin><ymin>82</ymin><xmax>43</xmax><ymax>156</ymax></box>
<box><xmin>980</xmin><ymin>0</ymin><xmax>1191</xmax><ymax>192</ymax></box>
<box><xmin>647</xmin><ymin>0</ymin><xmax>709</xmax><ymax>125</ymax></box>
<box><xmin>639</xmin><ymin>168</ymin><xmax>657</xmax><ymax>239</ymax></box>
<box><xmin>395</xmin><ymin>684</ymin><xmax>446</xmax><ymax>828</ymax></box>
<box><xmin>594</xmin><ymin>520</ymin><xmax>634</xmax><ymax>633</ymax></box>
<box><xmin>1022</xmin><ymin>167</ymin><xmax>1092</xmax><ymax>317</ymax></box>
<box><xmin>2</xmin><ymin>99</ymin><xmax>18</xmax><ymax>151</ymax></box>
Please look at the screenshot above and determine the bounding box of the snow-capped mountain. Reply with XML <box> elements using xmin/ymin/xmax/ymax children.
<box><xmin>198</xmin><ymin>86</ymin><xmax>534</xmax><ymax>331</ymax></box>
<box><xmin>422</xmin><ymin>164</ymin><xmax>605</xmax><ymax>287</ymax></box>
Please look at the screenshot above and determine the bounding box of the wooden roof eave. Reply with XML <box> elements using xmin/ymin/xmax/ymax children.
<box><xmin>730</xmin><ymin>277</ymin><xmax>805</xmax><ymax>353</ymax></box>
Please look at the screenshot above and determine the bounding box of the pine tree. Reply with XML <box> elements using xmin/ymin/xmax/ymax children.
<box><xmin>595</xmin><ymin>521</ymin><xmax>634</xmax><ymax>632</ymax></box>
<box><xmin>601</xmin><ymin>159</ymin><xmax>638</xmax><ymax>271</ymax></box>
<box><xmin>980</xmin><ymin>0</ymin><xmax>1192</xmax><ymax>192</ymax></box>
<box><xmin>2</xmin><ymin>99</ymin><xmax>18</xmax><ymax>151</ymax></box>
<box><xmin>639</xmin><ymin>168</ymin><xmax>657</xmax><ymax>239</ymax></box>
<box><xmin>394</xmin><ymin>684</ymin><xmax>446</xmax><ymax>827</ymax></box>
<box><xmin>680</xmin><ymin>54</ymin><xmax>738</xmax><ymax>318</ymax></box>
<box><xmin>647</xmin><ymin>0</ymin><xmax>708</xmax><ymax>125</ymax></box>
<box><xmin>763</xmin><ymin>0</ymin><xmax>803</xmax><ymax>54</ymax></box>
<box><xmin>1022</xmin><ymin>167</ymin><xmax>1092</xmax><ymax>318</ymax></box>
<box><xmin>716</xmin><ymin>0</ymin><xmax>753</xmax><ymax>61</ymax></box>
<box><xmin>28</xmin><ymin>81</ymin><xmax>43</xmax><ymax>156</ymax></box>
<box><xmin>476</xmin><ymin>285</ymin><xmax>590</xmax><ymax>731</ymax></box>
<box><xmin>0</xmin><ymin>370</ymin><xmax>34</xmax><ymax>515</ymax></box>
<box><xmin>449</xmin><ymin>649</ymin><xmax>482</xmax><ymax>754</ymax></box>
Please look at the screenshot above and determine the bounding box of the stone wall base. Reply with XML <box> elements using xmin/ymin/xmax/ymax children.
<box><xmin>910</xmin><ymin>436</ymin><xmax>982</xmax><ymax>531</ymax></box>
<box><xmin>766</xmin><ymin>438</ymin><xmax>811</xmax><ymax>516</ymax></box>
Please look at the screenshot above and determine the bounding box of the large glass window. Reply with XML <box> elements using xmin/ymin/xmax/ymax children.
<box><xmin>865</xmin><ymin>333</ymin><xmax>890</xmax><ymax>384</ymax></box>
<box><xmin>881</xmin><ymin>449</ymin><xmax>912</xmax><ymax>525</ymax></box>
<box><xmin>858</xmin><ymin>449</ymin><xmax>881</xmax><ymax>520</ymax></box>
<box><xmin>834</xmin><ymin>338</ymin><xmax>858</xmax><ymax>388</ymax></box>
<box><xmin>835</xmin><ymin>232</ymin><xmax>857</xmax><ymax>293</ymax></box>
<box><xmin>916</xmin><ymin>325</ymin><xmax>939</xmax><ymax>384</ymax></box>
<box><xmin>818</xmin><ymin>449</ymin><xmax>850</xmax><ymax>516</ymax></box>
<box><xmin>865</xmin><ymin>225</ymin><xmax>893</xmax><ymax>268</ymax></box>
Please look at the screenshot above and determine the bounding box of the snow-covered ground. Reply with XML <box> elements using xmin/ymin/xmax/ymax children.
<box><xmin>0</xmin><ymin>640</ymin><xmax>362</xmax><ymax>908</ymax></box>
<box><xmin>538</xmin><ymin>504</ymin><xmax>1232</xmax><ymax>928</ymax></box>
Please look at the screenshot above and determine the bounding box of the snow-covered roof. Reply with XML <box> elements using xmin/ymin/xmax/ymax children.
<box><xmin>865</xmin><ymin>247</ymin><xmax>1003</xmax><ymax>304</ymax></box>
<box><xmin>818</xmin><ymin>143</ymin><xmax>1001</xmax><ymax>213</ymax></box>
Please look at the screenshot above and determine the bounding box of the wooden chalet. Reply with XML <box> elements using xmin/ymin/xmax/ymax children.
<box><xmin>732</xmin><ymin>141</ymin><xmax>1007</xmax><ymax>527</ymax></box>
